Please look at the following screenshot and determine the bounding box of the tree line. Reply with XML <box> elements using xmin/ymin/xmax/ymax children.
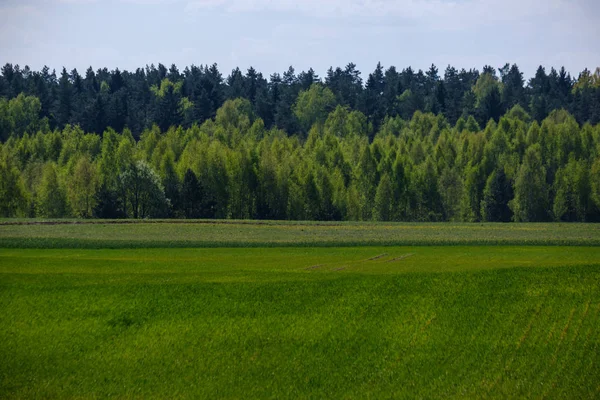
<box><xmin>1</xmin><ymin>62</ymin><xmax>600</xmax><ymax>143</ymax></box>
<box><xmin>1</xmin><ymin>92</ymin><xmax>600</xmax><ymax>221</ymax></box>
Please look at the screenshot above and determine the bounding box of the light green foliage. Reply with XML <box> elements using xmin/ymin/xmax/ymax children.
<box><xmin>119</xmin><ymin>160</ymin><xmax>168</xmax><ymax>218</ymax></box>
<box><xmin>396</xmin><ymin>89</ymin><xmax>424</xmax><ymax>119</ymax></box>
<box><xmin>373</xmin><ymin>173</ymin><xmax>393</xmax><ymax>221</ymax></box>
<box><xmin>36</xmin><ymin>163</ymin><xmax>69</xmax><ymax>218</ymax></box>
<box><xmin>592</xmin><ymin>157</ymin><xmax>600</xmax><ymax>211</ymax></box>
<box><xmin>57</xmin><ymin>124</ymin><xmax>86</xmax><ymax>166</ymax></box>
<box><xmin>100</xmin><ymin>80</ymin><xmax>110</xmax><ymax>93</ymax></box>
<box><xmin>150</xmin><ymin>79</ymin><xmax>193</xmax><ymax>130</ymax></box>
<box><xmin>0</xmin><ymin>156</ymin><xmax>28</xmax><ymax>217</ymax></box>
<box><xmin>214</xmin><ymin>98</ymin><xmax>255</xmax><ymax>146</ymax></box>
<box><xmin>511</xmin><ymin>144</ymin><xmax>549</xmax><ymax>221</ymax></box>
<box><xmin>293</xmin><ymin>84</ymin><xmax>336</xmax><ymax>133</ymax></box>
<box><xmin>438</xmin><ymin>167</ymin><xmax>462</xmax><ymax>220</ymax></box>
<box><xmin>460</xmin><ymin>163</ymin><xmax>483</xmax><ymax>222</ymax></box>
<box><xmin>150</xmin><ymin>78</ymin><xmax>183</xmax><ymax>97</ymax></box>
<box><xmin>67</xmin><ymin>156</ymin><xmax>99</xmax><ymax>218</ymax></box>
<box><xmin>98</xmin><ymin>128</ymin><xmax>120</xmax><ymax>188</ymax></box>
<box><xmin>356</xmin><ymin>144</ymin><xmax>378</xmax><ymax>220</ymax></box>
<box><xmin>553</xmin><ymin>156</ymin><xmax>591</xmax><ymax>221</ymax></box>
<box><xmin>0</xmin><ymin>93</ymin><xmax>45</xmax><ymax>140</ymax></box>
<box><xmin>204</xmin><ymin>141</ymin><xmax>230</xmax><ymax>218</ymax></box>
<box><xmin>226</xmin><ymin>146</ymin><xmax>256</xmax><ymax>219</ymax></box>
<box><xmin>572</xmin><ymin>67</ymin><xmax>600</xmax><ymax>93</ymax></box>
<box><xmin>0</xmin><ymin>101</ymin><xmax>599</xmax><ymax>222</ymax></box>
<box><xmin>139</xmin><ymin>125</ymin><xmax>160</xmax><ymax>162</ymax></box>
<box><xmin>324</xmin><ymin>105</ymin><xmax>368</xmax><ymax>138</ymax></box>
<box><xmin>472</xmin><ymin>72</ymin><xmax>503</xmax><ymax>107</ymax></box>
<box><xmin>505</xmin><ymin>104</ymin><xmax>531</xmax><ymax>123</ymax></box>
<box><xmin>257</xmin><ymin>143</ymin><xmax>288</xmax><ymax>220</ymax></box>
<box><xmin>465</xmin><ymin>115</ymin><xmax>480</xmax><ymax>132</ymax></box>
<box><xmin>179</xmin><ymin>97</ymin><xmax>195</xmax><ymax>125</ymax></box>
<box><xmin>324</xmin><ymin>105</ymin><xmax>350</xmax><ymax>137</ymax></box>
<box><xmin>160</xmin><ymin>150</ymin><xmax>180</xmax><ymax>216</ymax></box>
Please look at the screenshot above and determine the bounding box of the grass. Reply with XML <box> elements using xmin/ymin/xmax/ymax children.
<box><xmin>1</xmin><ymin>220</ymin><xmax>600</xmax><ymax>247</ymax></box>
<box><xmin>1</xmin><ymin>245</ymin><xmax>600</xmax><ymax>399</ymax></box>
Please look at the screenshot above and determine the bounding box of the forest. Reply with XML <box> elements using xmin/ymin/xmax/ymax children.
<box><xmin>1</xmin><ymin>62</ymin><xmax>600</xmax><ymax>221</ymax></box>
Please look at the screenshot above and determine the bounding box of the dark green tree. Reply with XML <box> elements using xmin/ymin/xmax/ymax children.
<box><xmin>181</xmin><ymin>169</ymin><xmax>202</xmax><ymax>219</ymax></box>
<box><xmin>480</xmin><ymin>168</ymin><xmax>513</xmax><ymax>222</ymax></box>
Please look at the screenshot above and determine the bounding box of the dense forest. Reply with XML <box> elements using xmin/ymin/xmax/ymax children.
<box><xmin>2</xmin><ymin>62</ymin><xmax>600</xmax><ymax>139</ymax></box>
<box><xmin>1</xmin><ymin>62</ymin><xmax>600</xmax><ymax>221</ymax></box>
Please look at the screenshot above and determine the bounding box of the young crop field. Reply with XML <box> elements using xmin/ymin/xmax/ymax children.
<box><xmin>1</xmin><ymin>222</ymin><xmax>600</xmax><ymax>398</ymax></box>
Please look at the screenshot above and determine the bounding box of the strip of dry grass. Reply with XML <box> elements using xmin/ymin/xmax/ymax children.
<box><xmin>1</xmin><ymin>220</ymin><xmax>598</xmax><ymax>248</ymax></box>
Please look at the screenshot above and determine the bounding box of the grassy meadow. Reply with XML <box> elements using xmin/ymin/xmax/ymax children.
<box><xmin>1</xmin><ymin>222</ymin><xmax>600</xmax><ymax>398</ymax></box>
<box><xmin>1</xmin><ymin>220</ymin><xmax>599</xmax><ymax>247</ymax></box>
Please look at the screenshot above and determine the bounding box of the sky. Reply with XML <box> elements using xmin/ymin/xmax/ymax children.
<box><xmin>0</xmin><ymin>0</ymin><xmax>599</xmax><ymax>79</ymax></box>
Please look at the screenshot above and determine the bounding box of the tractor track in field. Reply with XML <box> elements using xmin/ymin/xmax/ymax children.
<box><xmin>305</xmin><ymin>264</ymin><xmax>324</xmax><ymax>270</ymax></box>
<box><xmin>386</xmin><ymin>253</ymin><xmax>415</xmax><ymax>262</ymax></box>
<box><xmin>368</xmin><ymin>253</ymin><xmax>388</xmax><ymax>261</ymax></box>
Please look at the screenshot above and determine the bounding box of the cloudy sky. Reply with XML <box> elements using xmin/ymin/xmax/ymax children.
<box><xmin>1</xmin><ymin>0</ymin><xmax>598</xmax><ymax>78</ymax></box>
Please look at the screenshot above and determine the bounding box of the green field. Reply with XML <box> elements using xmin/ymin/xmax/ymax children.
<box><xmin>1</xmin><ymin>222</ymin><xmax>600</xmax><ymax>398</ymax></box>
<box><xmin>1</xmin><ymin>220</ymin><xmax>599</xmax><ymax>247</ymax></box>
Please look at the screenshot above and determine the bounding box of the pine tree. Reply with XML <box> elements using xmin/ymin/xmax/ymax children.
<box><xmin>56</xmin><ymin>68</ymin><xmax>72</xmax><ymax>127</ymax></box>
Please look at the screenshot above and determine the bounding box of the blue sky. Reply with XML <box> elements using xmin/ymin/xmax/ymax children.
<box><xmin>1</xmin><ymin>0</ymin><xmax>598</xmax><ymax>79</ymax></box>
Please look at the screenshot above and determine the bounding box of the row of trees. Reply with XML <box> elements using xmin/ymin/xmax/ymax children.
<box><xmin>1</xmin><ymin>62</ymin><xmax>600</xmax><ymax>142</ymax></box>
<box><xmin>1</xmin><ymin>94</ymin><xmax>600</xmax><ymax>221</ymax></box>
